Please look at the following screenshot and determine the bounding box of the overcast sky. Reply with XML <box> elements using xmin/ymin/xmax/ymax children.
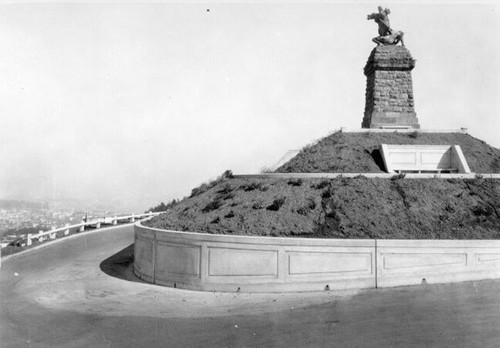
<box><xmin>0</xmin><ymin>1</ymin><xmax>499</xmax><ymax>212</ymax></box>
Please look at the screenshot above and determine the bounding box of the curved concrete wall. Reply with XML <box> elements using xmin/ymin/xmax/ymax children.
<box><xmin>377</xmin><ymin>239</ymin><xmax>500</xmax><ymax>287</ymax></box>
<box><xmin>134</xmin><ymin>223</ymin><xmax>500</xmax><ymax>292</ymax></box>
<box><xmin>234</xmin><ymin>173</ymin><xmax>500</xmax><ymax>180</ymax></box>
<box><xmin>134</xmin><ymin>223</ymin><xmax>376</xmax><ymax>292</ymax></box>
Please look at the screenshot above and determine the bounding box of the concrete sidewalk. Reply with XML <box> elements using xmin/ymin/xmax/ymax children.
<box><xmin>1</xmin><ymin>225</ymin><xmax>500</xmax><ymax>347</ymax></box>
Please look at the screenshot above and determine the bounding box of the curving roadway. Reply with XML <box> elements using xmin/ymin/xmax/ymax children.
<box><xmin>1</xmin><ymin>225</ymin><xmax>500</xmax><ymax>347</ymax></box>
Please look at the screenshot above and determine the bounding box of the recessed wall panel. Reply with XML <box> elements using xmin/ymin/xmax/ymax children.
<box><xmin>390</xmin><ymin>152</ymin><xmax>416</xmax><ymax>164</ymax></box>
<box><xmin>208</xmin><ymin>248</ymin><xmax>278</xmax><ymax>277</ymax></box>
<box><xmin>288</xmin><ymin>252</ymin><xmax>372</xmax><ymax>275</ymax></box>
<box><xmin>382</xmin><ymin>253</ymin><xmax>466</xmax><ymax>270</ymax></box>
<box><xmin>156</xmin><ymin>243</ymin><xmax>201</xmax><ymax>276</ymax></box>
<box><xmin>135</xmin><ymin>237</ymin><xmax>154</xmax><ymax>271</ymax></box>
<box><xmin>476</xmin><ymin>253</ymin><xmax>500</xmax><ymax>263</ymax></box>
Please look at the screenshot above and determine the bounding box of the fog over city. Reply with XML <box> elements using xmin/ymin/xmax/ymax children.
<box><xmin>1</xmin><ymin>1</ymin><xmax>499</xmax><ymax>212</ymax></box>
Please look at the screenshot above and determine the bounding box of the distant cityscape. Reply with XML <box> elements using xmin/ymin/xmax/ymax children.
<box><xmin>0</xmin><ymin>199</ymin><xmax>128</xmax><ymax>243</ymax></box>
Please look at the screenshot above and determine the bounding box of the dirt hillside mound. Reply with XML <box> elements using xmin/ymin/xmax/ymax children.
<box><xmin>275</xmin><ymin>132</ymin><xmax>500</xmax><ymax>173</ymax></box>
<box><xmin>145</xmin><ymin>175</ymin><xmax>500</xmax><ymax>239</ymax></box>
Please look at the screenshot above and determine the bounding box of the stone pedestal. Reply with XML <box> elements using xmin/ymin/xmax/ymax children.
<box><xmin>362</xmin><ymin>45</ymin><xmax>420</xmax><ymax>129</ymax></box>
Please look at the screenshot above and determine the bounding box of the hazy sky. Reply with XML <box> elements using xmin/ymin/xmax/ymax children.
<box><xmin>0</xmin><ymin>1</ymin><xmax>499</xmax><ymax>212</ymax></box>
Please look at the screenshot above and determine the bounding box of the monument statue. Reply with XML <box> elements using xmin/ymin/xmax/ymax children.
<box><xmin>362</xmin><ymin>6</ymin><xmax>419</xmax><ymax>129</ymax></box>
<box><xmin>367</xmin><ymin>6</ymin><xmax>391</xmax><ymax>36</ymax></box>
<box><xmin>372</xmin><ymin>30</ymin><xmax>405</xmax><ymax>46</ymax></box>
<box><xmin>367</xmin><ymin>6</ymin><xmax>405</xmax><ymax>47</ymax></box>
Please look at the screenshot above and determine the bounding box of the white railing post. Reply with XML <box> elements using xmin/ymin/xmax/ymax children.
<box><xmin>13</xmin><ymin>212</ymin><xmax>152</xmax><ymax>250</ymax></box>
<box><xmin>50</xmin><ymin>226</ymin><xmax>56</xmax><ymax>239</ymax></box>
<box><xmin>38</xmin><ymin>230</ymin><xmax>46</xmax><ymax>242</ymax></box>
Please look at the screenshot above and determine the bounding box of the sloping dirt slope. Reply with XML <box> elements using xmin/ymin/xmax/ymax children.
<box><xmin>275</xmin><ymin>132</ymin><xmax>500</xmax><ymax>173</ymax></box>
<box><xmin>145</xmin><ymin>176</ymin><xmax>500</xmax><ymax>239</ymax></box>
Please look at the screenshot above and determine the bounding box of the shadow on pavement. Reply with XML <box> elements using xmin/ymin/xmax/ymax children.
<box><xmin>99</xmin><ymin>243</ymin><xmax>146</xmax><ymax>284</ymax></box>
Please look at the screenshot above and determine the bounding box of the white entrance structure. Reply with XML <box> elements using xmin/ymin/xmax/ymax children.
<box><xmin>380</xmin><ymin>144</ymin><xmax>471</xmax><ymax>174</ymax></box>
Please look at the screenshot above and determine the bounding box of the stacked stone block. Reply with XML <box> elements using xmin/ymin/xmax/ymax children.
<box><xmin>362</xmin><ymin>45</ymin><xmax>420</xmax><ymax>129</ymax></box>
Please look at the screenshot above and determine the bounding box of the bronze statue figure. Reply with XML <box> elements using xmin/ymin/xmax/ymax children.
<box><xmin>373</xmin><ymin>30</ymin><xmax>405</xmax><ymax>46</ymax></box>
<box><xmin>367</xmin><ymin>6</ymin><xmax>405</xmax><ymax>46</ymax></box>
<box><xmin>367</xmin><ymin>6</ymin><xmax>391</xmax><ymax>36</ymax></box>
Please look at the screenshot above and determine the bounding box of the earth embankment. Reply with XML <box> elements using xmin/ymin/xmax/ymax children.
<box><xmin>145</xmin><ymin>176</ymin><xmax>500</xmax><ymax>239</ymax></box>
<box><xmin>275</xmin><ymin>132</ymin><xmax>500</xmax><ymax>174</ymax></box>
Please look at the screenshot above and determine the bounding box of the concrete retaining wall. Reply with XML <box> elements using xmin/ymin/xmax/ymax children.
<box><xmin>377</xmin><ymin>240</ymin><xmax>500</xmax><ymax>288</ymax></box>
<box><xmin>134</xmin><ymin>223</ymin><xmax>500</xmax><ymax>292</ymax></box>
<box><xmin>134</xmin><ymin>223</ymin><xmax>376</xmax><ymax>292</ymax></box>
<box><xmin>233</xmin><ymin>173</ymin><xmax>500</xmax><ymax>180</ymax></box>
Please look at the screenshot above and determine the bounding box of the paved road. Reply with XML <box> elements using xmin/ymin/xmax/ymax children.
<box><xmin>1</xmin><ymin>225</ymin><xmax>500</xmax><ymax>347</ymax></box>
